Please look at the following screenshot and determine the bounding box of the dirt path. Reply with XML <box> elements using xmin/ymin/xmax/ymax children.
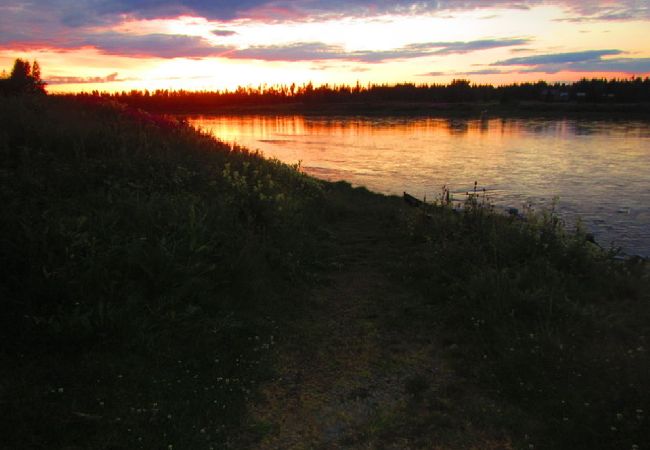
<box><xmin>243</xmin><ymin>194</ymin><xmax>513</xmax><ymax>449</ymax></box>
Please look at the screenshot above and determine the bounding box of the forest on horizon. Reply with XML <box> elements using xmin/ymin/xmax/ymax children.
<box><xmin>68</xmin><ymin>77</ymin><xmax>650</xmax><ymax>112</ymax></box>
<box><xmin>3</xmin><ymin>58</ymin><xmax>650</xmax><ymax>112</ymax></box>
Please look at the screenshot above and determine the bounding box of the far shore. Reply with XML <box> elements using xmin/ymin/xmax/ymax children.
<box><xmin>129</xmin><ymin>100</ymin><xmax>650</xmax><ymax>118</ymax></box>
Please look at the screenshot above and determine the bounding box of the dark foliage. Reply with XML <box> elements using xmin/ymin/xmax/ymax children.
<box><xmin>0</xmin><ymin>95</ymin><xmax>321</xmax><ymax>449</ymax></box>
<box><xmin>68</xmin><ymin>77</ymin><xmax>650</xmax><ymax>113</ymax></box>
<box><xmin>0</xmin><ymin>59</ymin><xmax>47</xmax><ymax>96</ymax></box>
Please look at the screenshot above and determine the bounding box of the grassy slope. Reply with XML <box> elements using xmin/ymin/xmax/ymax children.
<box><xmin>0</xmin><ymin>95</ymin><xmax>323</xmax><ymax>449</ymax></box>
<box><xmin>244</xmin><ymin>187</ymin><xmax>650</xmax><ymax>449</ymax></box>
<box><xmin>1</xmin><ymin>95</ymin><xmax>649</xmax><ymax>449</ymax></box>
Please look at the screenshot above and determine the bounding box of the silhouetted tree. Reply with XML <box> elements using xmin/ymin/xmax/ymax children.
<box><xmin>0</xmin><ymin>58</ymin><xmax>47</xmax><ymax>95</ymax></box>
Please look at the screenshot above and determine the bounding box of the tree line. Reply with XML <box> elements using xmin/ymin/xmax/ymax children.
<box><xmin>72</xmin><ymin>77</ymin><xmax>650</xmax><ymax>112</ymax></box>
<box><xmin>2</xmin><ymin>58</ymin><xmax>649</xmax><ymax>107</ymax></box>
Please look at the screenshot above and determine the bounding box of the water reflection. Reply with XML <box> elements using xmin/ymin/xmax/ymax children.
<box><xmin>190</xmin><ymin>115</ymin><xmax>650</xmax><ymax>256</ymax></box>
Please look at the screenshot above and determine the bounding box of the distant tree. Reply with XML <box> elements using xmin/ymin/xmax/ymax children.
<box><xmin>11</xmin><ymin>59</ymin><xmax>31</xmax><ymax>79</ymax></box>
<box><xmin>32</xmin><ymin>60</ymin><xmax>43</xmax><ymax>85</ymax></box>
<box><xmin>0</xmin><ymin>58</ymin><xmax>47</xmax><ymax>95</ymax></box>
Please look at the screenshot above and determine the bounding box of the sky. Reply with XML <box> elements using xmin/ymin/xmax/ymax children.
<box><xmin>1</xmin><ymin>0</ymin><xmax>650</xmax><ymax>92</ymax></box>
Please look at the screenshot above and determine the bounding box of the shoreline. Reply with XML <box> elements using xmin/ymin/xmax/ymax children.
<box><xmin>71</xmin><ymin>98</ymin><xmax>650</xmax><ymax>119</ymax></box>
<box><xmin>403</xmin><ymin>190</ymin><xmax>650</xmax><ymax>261</ymax></box>
<box><xmin>182</xmin><ymin>111</ymin><xmax>650</xmax><ymax>259</ymax></box>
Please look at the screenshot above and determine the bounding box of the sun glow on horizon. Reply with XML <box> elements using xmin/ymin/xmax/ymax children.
<box><xmin>2</xmin><ymin>3</ymin><xmax>649</xmax><ymax>93</ymax></box>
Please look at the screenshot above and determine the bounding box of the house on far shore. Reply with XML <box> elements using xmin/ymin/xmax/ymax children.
<box><xmin>541</xmin><ymin>89</ymin><xmax>570</xmax><ymax>102</ymax></box>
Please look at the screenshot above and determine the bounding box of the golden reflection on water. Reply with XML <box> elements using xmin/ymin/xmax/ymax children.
<box><xmin>191</xmin><ymin>115</ymin><xmax>648</xmax><ymax>196</ymax></box>
<box><xmin>193</xmin><ymin>116</ymin><xmax>511</xmax><ymax>190</ymax></box>
<box><xmin>190</xmin><ymin>115</ymin><xmax>650</xmax><ymax>256</ymax></box>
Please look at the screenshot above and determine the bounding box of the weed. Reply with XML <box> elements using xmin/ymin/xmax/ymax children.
<box><xmin>399</xmin><ymin>183</ymin><xmax>650</xmax><ymax>448</ymax></box>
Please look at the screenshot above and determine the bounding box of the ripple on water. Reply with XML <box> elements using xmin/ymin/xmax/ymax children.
<box><xmin>190</xmin><ymin>115</ymin><xmax>650</xmax><ymax>257</ymax></box>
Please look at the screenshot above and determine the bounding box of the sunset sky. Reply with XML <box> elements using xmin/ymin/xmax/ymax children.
<box><xmin>1</xmin><ymin>0</ymin><xmax>649</xmax><ymax>92</ymax></box>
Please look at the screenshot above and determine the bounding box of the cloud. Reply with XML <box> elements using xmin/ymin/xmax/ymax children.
<box><xmin>350</xmin><ymin>46</ymin><xmax>431</xmax><ymax>63</ymax></box>
<box><xmin>490</xmin><ymin>50</ymin><xmax>650</xmax><ymax>74</ymax></box>
<box><xmin>228</xmin><ymin>38</ymin><xmax>530</xmax><ymax>63</ymax></box>
<box><xmin>231</xmin><ymin>42</ymin><xmax>346</xmax><ymax>61</ymax></box>
<box><xmin>456</xmin><ymin>69</ymin><xmax>511</xmax><ymax>75</ymax></box>
<box><xmin>59</xmin><ymin>0</ymin><xmax>269</xmax><ymax>23</ymax></box>
<box><xmin>211</xmin><ymin>29</ymin><xmax>237</xmax><ymax>36</ymax></box>
<box><xmin>555</xmin><ymin>2</ymin><xmax>650</xmax><ymax>22</ymax></box>
<box><xmin>428</xmin><ymin>38</ymin><xmax>530</xmax><ymax>55</ymax></box>
<box><xmin>518</xmin><ymin>58</ymin><xmax>650</xmax><ymax>74</ymax></box>
<box><xmin>310</xmin><ymin>62</ymin><xmax>370</xmax><ymax>72</ymax></box>
<box><xmin>45</xmin><ymin>72</ymin><xmax>228</xmax><ymax>85</ymax></box>
<box><xmin>82</xmin><ymin>32</ymin><xmax>233</xmax><ymax>58</ymax></box>
<box><xmin>422</xmin><ymin>49</ymin><xmax>650</xmax><ymax>77</ymax></box>
<box><xmin>254</xmin><ymin>1</ymin><xmax>650</xmax><ymax>22</ymax></box>
<box><xmin>419</xmin><ymin>71</ymin><xmax>447</xmax><ymax>76</ymax></box>
<box><xmin>2</xmin><ymin>1</ymin><xmax>649</xmax><ymax>46</ymax></box>
<box><xmin>46</xmin><ymin>72</ymin><xmax>124</xmax><ymax>84</ymax></box>
<box><xmin>419</xmin><ymin>69</ymin><xmax>515</xmax><ymax>77</ymax></box>
<box><xmin>509</xmin><ymin>47</ymin><xmax>533</xmax><ymax>53</ymax></box>
<box><xmin>494</xmin><ymin>49</ymin><xmax>623</xmax><ymax>65</ymax></box>
<box><xmin>0</xmin><ymin>28</ymin><xmax>233</xmax><ymax>59</ymax></box>
<box><xmin>1</xmin><ymin>0</ymin><xmax>648</xmax><ymax>65</ymax></box>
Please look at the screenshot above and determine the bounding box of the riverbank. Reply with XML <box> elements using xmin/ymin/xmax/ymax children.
<box><xmin>189</xmin><ymin>102</ymin><xmax>650</xmax><ymax>119</ymax></box>
<box><xmin>203</xmin><ymin>101</ymin><xmax>650</xmax><ymax>119</ymax></box>
<box><xmin>60</xmin><ymin>95</ymin><xmax>650</xmax><ymax>119</ymax></box>
<box><xmin>186</xmin><ymin>113</ymin><xmax>650</xmax><ymax>259</ymax></box>
<box><xmin>1</xmin><ymin>95</ymin><xmax>648</xmax><ymax>449</ymax></box>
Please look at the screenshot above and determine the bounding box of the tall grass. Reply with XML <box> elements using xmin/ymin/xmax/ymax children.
<box><xmin>1</xmin><ymin>95</ymin><xmax>647</xmax><ymax>449</ymax></box>
<box><xmin>401</xmin><ymin>186</ymin><xmax>649</xmax><ymax>448</ymax></box>
<box><xmin>0</xmin><ymin>95</ymin><xmax>321</xmax><ymax>448</ymax></box>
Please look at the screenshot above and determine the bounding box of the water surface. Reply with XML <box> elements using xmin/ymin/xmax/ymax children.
<box><xmin>190</xmin><ymin>115</ymin><xmax>650</xmax><ymax>257</ymax></box>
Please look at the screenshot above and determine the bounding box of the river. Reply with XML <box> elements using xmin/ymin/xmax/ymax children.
<box><xmin>189</xmin><ymin>115</ymin><xmax>650</xmax><ymax>257</ymax></box>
